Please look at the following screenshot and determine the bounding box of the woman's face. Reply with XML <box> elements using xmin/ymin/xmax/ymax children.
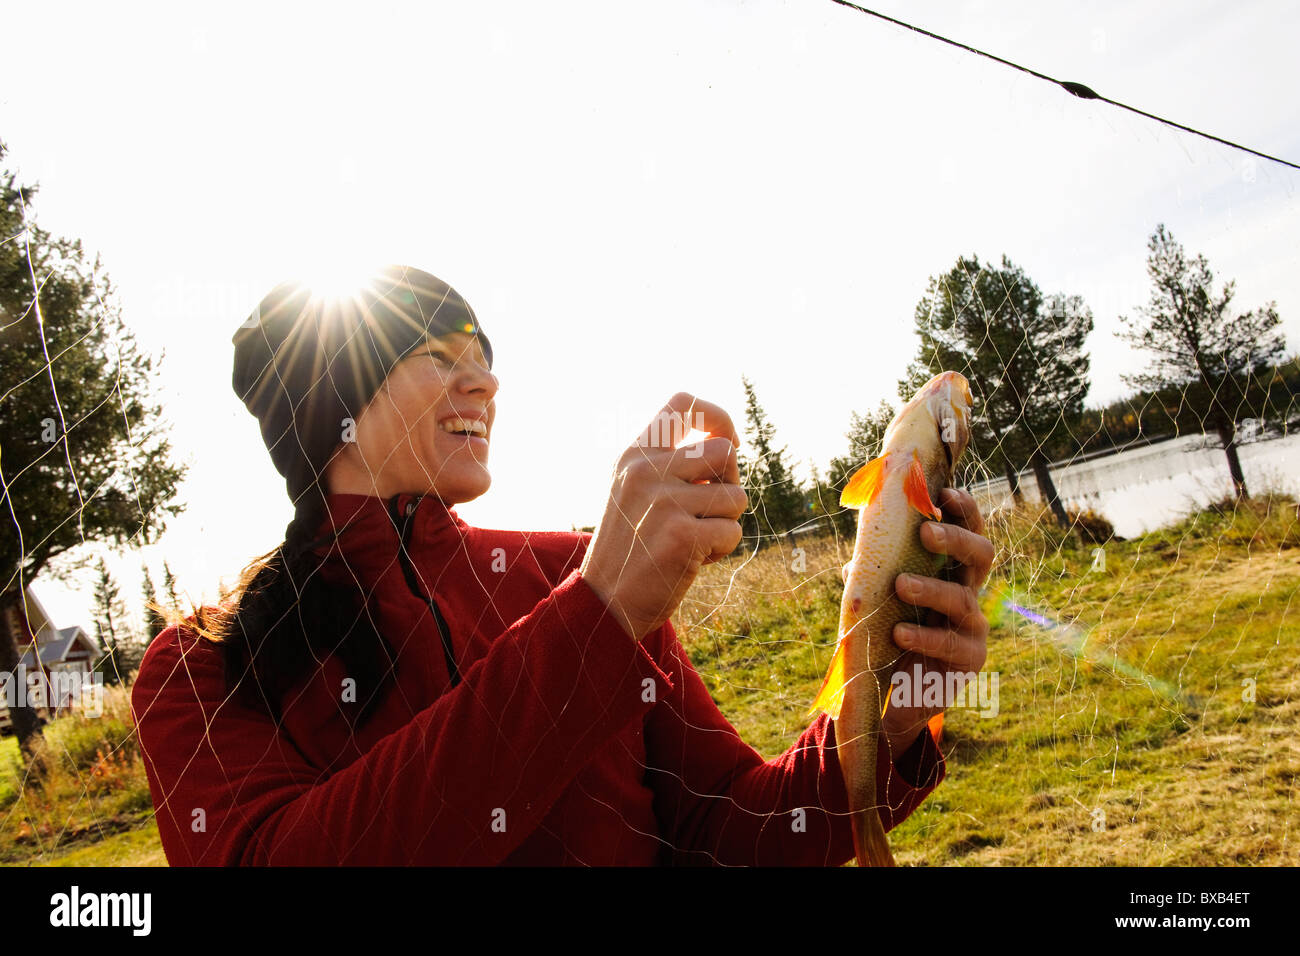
<box><xmin>323</xmin><ymin>331</ymin><xmax>498</xmax><ymax>503</ymax></box>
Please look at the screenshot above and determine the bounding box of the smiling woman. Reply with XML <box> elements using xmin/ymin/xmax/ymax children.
<box><xmin>138</xmin><ymin>266</ymin><xmax>499</xmax><ymax>731</ymax></box>
<box><xmin>323</xmin><ymin>331</ymin><xmax>497</xmax><ymax>504</ymax></box>
<box><xmin>129</xmin><ymin>263</ymin><xmax>957</xmax><ymax>866</ymax></box>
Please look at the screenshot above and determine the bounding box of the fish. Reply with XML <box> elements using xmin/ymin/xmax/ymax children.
<box><xmin>808</xmin><ymin>371</ymin><xmax>973</xmax><ymax>867</ymax></box>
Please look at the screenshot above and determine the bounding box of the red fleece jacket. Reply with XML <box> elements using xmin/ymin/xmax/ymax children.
<box><xmin>132</xmin><ymin>492</ymin><xmax>945</xmax><ymax>865</ymax></box>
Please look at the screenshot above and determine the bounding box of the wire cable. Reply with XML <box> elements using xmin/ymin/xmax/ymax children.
<box><xmin>828</xmin><ymin>0</ymin><xmax>1300</xmax><ymax>171</ymax></box>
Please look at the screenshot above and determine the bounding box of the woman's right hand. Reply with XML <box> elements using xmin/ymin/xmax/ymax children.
<box><xmin>579</xmin><ymin>392</ymin><xmax>747</xmax><ymax>642</ymax></box>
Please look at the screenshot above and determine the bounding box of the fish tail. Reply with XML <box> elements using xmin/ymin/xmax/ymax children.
<box><xmin>851</xmin><ymin>808</ymin><xmax>896</xmax><ymax>867</ymax></box>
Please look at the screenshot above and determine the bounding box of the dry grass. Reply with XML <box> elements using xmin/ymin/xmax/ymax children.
<box><xmin>0</xmin><ymin>683</ymin><xmax>155</xmax><ymax>864</ymax></box>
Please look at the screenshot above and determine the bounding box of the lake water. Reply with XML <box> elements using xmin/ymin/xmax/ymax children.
<box><xmin>965</xmin><ymin>431</ymin><xmax>1300</xmax><ymax>538</ymax></box>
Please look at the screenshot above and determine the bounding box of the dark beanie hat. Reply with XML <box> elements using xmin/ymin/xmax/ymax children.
<box><xmin>232</xmin><ymin>265</ymin><xmax>493</xmax><ymax>545</ymax></box>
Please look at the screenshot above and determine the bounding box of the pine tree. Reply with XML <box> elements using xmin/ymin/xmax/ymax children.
<box><xmin>94</xmin><ymin>558</ymin><xmax>130</xmax><ymax>686</ymax></box>
<box><xmin>1117</xmin><ymin>224</ymin><xmax>1285</xmax><ymax>500</ymax></box>
<box><xmin>0</xmin><ymin>142</ymin><xmax>185</xmax><ymax>754</ymax></box>
<box><xmin>805</xmin><ymin>462</ymin><xmax>835</xmax><ymax>530</ymax></box>
<box><xmin>901</xmin><ymin>255</ymin><xmax>1092</xmax><ymax>525</ymax></box>
<box><xmin>738</xmin><ymin>376</ymin><xmax>805</xmax><ymax>545</ymax></box>
<box><xmin>736</xmin><ymin>456</ymin><xmax>762</xmax><ymax>546</ymax></box>
<box><xmin>141</xmin><ymin>564</ymin><xmax>164</xmax><ymax>647</ymax></box>
<box><xmin>162</xmin><ymin>560</ymin><xmax>181</xmax><ymax>611</ymax></box>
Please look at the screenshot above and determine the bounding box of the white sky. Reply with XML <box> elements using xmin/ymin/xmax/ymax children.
<box><xmin>3</xmin><ymin>0</ymin><xmax>1298</xmax><ymax>634</ymax></box>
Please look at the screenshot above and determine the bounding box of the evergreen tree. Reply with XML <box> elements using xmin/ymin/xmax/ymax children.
<box><xmin>141</xmin><ymin>564</ymin><xmax>165</xmax><ymax>647</ymax></box>
<box><xmin>805</xmin><ymin>462</ymin><xmax>835</xmax><ymax>531</ymax></box>
<box><xmin>1117</xmin><ymin>224</ymin><xmax>1285</xmax><ymax>499</ymax></box>
<box><xmin>0</xmin><ymin>142</ymin><xmax>185</xmax><ymax>754</ymax></box>
<box><xmin>738</xmin><ymin>376</ymin><xmax>805</xmax><ymax>544</ymax></box>
<box><xmin>93</xmin><ymin>558</ymin><xmax>132</xmax><ymax>686</ymax></box>
<box><xmin>735</xmin><ymin>456</ymin><xmax>761</xmax><ymax>546</ymax></box>
<box><xmin>901</xmin><ymin>254</ymin><xmax>1092</xmax><ymax>525</ymax></box>
<box><xmin>162</xmin><ymin>560</ymin><xmax>182</xmax><ymax>612</ymax></box>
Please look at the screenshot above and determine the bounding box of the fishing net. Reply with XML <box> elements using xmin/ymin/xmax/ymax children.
<box><xmin>1</xmin><ymin>1</ymin><xmax>1297</xmax><ymax>867</ymax></box>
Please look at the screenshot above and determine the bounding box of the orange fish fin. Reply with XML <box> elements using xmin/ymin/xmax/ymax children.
<box><xmin>807</xmin><ymin>639</ymin><xmax>850</xmax><ymax>720</ymax></box>
<box><xmin>840</xmin><ymin>455</ymin><xmax>889</xmax><ymax>509</ymax></box>
<box><xmin>927</xmin><ymin>711</ymin><xmax>944</xmax><ymax>743</ymax></box>
<box><xmin>904</xmin><ymin>451</ymin><xmax>943</xmax><ymax>521</ymax></box>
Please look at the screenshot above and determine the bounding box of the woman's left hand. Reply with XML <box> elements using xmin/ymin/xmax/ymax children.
<box><xmin>879</xmin><ymin>487</ymin><xmax>995</xmax><ymax>759</ymax></box>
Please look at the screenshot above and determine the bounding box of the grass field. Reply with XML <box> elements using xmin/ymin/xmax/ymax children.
<box><xmin>676</xmin><ymin>493</ymin><xmax>1300</xmax><ymax>865</ymax></box>
<box><xmin>3</xmin><ymin>494</ymin><xmax>1295</xmax><ymax>865</ymax></box>
<box><xmin>0</xmin><ymin>683</ymin><xmax>162</xmax><ymax>867</ymax></box>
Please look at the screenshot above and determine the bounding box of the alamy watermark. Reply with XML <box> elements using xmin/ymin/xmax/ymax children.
<box><xmin>0</xmin><ymin>665</ymin><xmax>104</xmax><ymax>717</ymax></box>
<box><xmin>889</xmin><ymin>663</ymin><xmax>999</xmax><ymax>718</ymax></box>
<box><xmin>637</xmin><ymin>410</ymin><xmax>711</xmax><ymax>457</ymax></box>
<box><xmin>49</xmin><ymin>885</ymin><xmax>150</xmax><ymax>936</ymax></box>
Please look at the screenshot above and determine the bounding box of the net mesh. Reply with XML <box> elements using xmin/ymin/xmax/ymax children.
<box><xmin>2</xmin><ymin>19</ymin><xmax>1298</xmax><ymax>867</ymax></box>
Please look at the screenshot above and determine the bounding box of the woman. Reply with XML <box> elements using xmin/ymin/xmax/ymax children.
<box><xmin>132</xmin><ymin>265</ymin><xmax>993</xmax><ymax>865</ymax></box>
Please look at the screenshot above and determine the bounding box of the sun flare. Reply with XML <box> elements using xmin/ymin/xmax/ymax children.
<box><xmin>290</xmin><ymin>259</ymin><xmax>385</xmax><ymax>304</ymax></box>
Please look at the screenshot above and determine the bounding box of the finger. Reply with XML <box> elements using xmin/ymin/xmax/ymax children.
<box><xmin>673</xmin><ymin>393</ymin><xmax>740</xmax><ymax>451</ymax></box>
<box><xmin>696</xmin><ymin>515</ymin><xmax>743</xmax><ymax>564</ymax></box>
<box><xmin>677</xmin><ymin>479</ymin><xmax>748</xmax><ymax>521</ymax></box>
<box><xmin>920</xmin><ymin>520</ymin><xmax>994</xmax><ymax>589</ymax></box>
<box><xmin>895</xmin><ymin>573</ymin><xmax>986</xmax><ymax>636</ymax></box>
<box><xmin>938</xmin><ymin>487</ymin><xmax>985</xmax><ymax>535</ymax></box>
<box><xmin>668</xmin><ymin>436</ymin><xmax>739</xmax><ymax>485</ymax></box>
<box><xmin>892</xmin><ymin>622</ymin><xmax>987</xmax><ymax>671</ymax></box>
<box><xmin>635</xmin><ymin>393</ymin><xmax>741</xmax><ymax>477</ymax></box>
<box><xmin>667</xmin><ymin>393</ymin><xmax>742</xmax><ymax>483</ymax></box>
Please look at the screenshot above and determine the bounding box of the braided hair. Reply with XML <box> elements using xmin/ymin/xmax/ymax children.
<box><xmin>183</xmin><ymin>494</ymin><xmax>397</xmax><ymax>730</ymax></box>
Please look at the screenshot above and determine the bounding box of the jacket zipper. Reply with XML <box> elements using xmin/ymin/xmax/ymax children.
<box><xmin>389</xmin><ymin>495</ymin><xmax>462</xmax><ymax>688</ymax></box>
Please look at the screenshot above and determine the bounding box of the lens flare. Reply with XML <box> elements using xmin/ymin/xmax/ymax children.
<box><xmin>982</xmin><ymin>582</ymin><xmax>1194</xmax><ymax>705</ymax></box>
<box><xmin>291</xmin><ymin>261</ymin><xmax>384</xmax><ymax>304</ymax></box>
